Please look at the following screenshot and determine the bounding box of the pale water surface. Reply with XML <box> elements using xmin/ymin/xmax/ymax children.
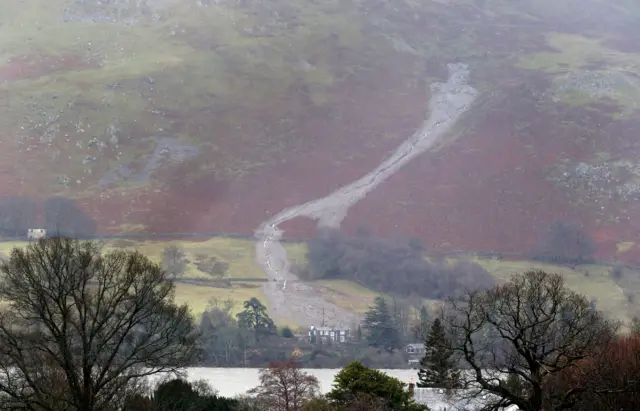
<box><xmin>164</xmin><ymin>368</ymin><xmax>420</xmax><ymax>397</ymax></box>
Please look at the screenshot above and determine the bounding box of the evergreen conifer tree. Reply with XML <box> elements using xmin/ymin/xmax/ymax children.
<box><xmin>413</xmin><ymin>305</ymin><xmax>430</xmax><ymax>340</ymax></box>
<box><xmin>417</xmin><ymin>318</ymin><xmax>459</xmax><ymax>388</ymax></box>
<box><xmin>363</xmin><ymin>296</ymin><xmax>400</xmax><ymax>352</ymax></box>
<box><xmin>419</xmin><ymin>306</ymin><xmax>429</xmax><ymax>324</ymax></box>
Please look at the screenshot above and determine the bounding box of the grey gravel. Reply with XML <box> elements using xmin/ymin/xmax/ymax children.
<box><xmin>61</xmin><ymin>0</ymin><xmax>181</xmax><ymax>24</ymax></box>
<box><xmin>254</xmin><ymin>63</ymin><xmax>478</xmax><ymax>328</ymax></box>
<box><xmin>552</xmin><ymin>160</ymin><xmax>640</xmax><ymax>202</ymax></box>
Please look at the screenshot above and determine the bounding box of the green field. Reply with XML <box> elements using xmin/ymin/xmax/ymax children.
<box><xmin>2</xmin><ymin>238</ymin><xmax>638</xmax><ymax>328</ymax></box>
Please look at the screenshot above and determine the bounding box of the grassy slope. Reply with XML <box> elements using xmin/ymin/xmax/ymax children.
<box><xmin>516</xmin><ymin>32</ymin><xmax>640</xmax><ymax>112</ymax></box>
<box><xmin>2</xmin><ymin>0</ymin><xmax>640</xmax><ymax>260</ymax></box>
<box><xmin>7</xmin><ymin>0</ymin><xmax>635</xmax><ymax>195</ymax></box>
<box><xmin>1</xmin><ymin>238</ymin><xmax>636</xmax><ymax>327</ymax></box>
<box><xmin>1</xmin><ymin>1</ymin><xmax>639</xmax><ymax>323</ymax></box>
<box><xmin>0</xmin><ymin>0</ymin><xmax>369</xmax><ymax>196</ymax></box>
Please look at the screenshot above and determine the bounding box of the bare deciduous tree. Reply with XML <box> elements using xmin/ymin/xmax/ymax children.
<box><xmin>545</xmin><ymin>334</ymin><xmax>640</xmax><ymax>410</ymax></box>
<box><xmin>0</xmin><ymin>237</ymin><xmax>199</xmax><ymax>411</ymax></box>
<box><xmin>204</xmin><ymin>297</ymin><xmax>236</xmax><ymax>328</ymax></box>
<box><xmin>162</xmin><ymin>245</ymin><xmax>187</xmax><ymax>278</ymax></box>
<box><xmin>248</xmin><ymin>359</ymin><xmax>320</xmax><ymax>411</ymax></box>
<box><xmin>443</xmin><ymin>270</ymin><xmax>617</xmax><ymax>411</ymax></box>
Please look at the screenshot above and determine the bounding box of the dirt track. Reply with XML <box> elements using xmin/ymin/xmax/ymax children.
<box><xmin>254</xmin><ymin>63</ymin><xmax>478</xmax><ymax>328</ymax></box>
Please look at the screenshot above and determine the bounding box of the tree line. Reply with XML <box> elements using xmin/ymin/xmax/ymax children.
<box><xmin>0</xmin><ymin>236</ymin><xmax>426</xmax><ymax>410</ymax></box>
<box><xmin>302</xmin><ymin>229</ymin><xmax>496</xmax><ymax>298</ymax></box>
<box><xmin>198</xmin><ymin>294</ymin><xmax>415</xmax><ymax>369</ymax></box>
<box><xmin>400</xmin><ymin>270</ymin><xmax>639</xmax><ymax>411</ymax></box>
<box><xmin>247</xmin><ymin>360</ymin><xmax>427</xmax><ymax>411</ymax></box>
<box><xmin>0</xmin><ymin>236</ymin><xmax>638</xmax><ymax>410</ymax></box>
<box><xmin>533</xmin><ymin>220</ymin><xmax>597</xmax><ymax>264</ymax></box>
<box><xmin>0</xmin><ymin>196</ymin><xmax>96</xmax><ymax>237</ymax></box>
<box><xmin>349</xmin><ymin>269</ymin><xmax>640</xmax><ymax>411</ymax></box>
<box><xmin>303</xmin><ymin>221</ymin><xmax>599</xmax><ymax>290</ymax></box>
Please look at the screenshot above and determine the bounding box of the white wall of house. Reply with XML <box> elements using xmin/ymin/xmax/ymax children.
<box><xmin>27</xmin><ymin>229</ymin><xmax>46</xmax><ymax>240</ymax></box>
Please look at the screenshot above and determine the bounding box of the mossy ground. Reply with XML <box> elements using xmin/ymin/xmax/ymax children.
<box><xmin>516</xmin><ymin>33</ymin><xmax>640</xmax><ymax>112</ymax></box>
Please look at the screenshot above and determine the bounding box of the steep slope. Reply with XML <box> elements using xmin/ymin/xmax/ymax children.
<box><xmin>2</xmin><ymin>0</ymin><xmax>640</xmax><ymax>262</ymax></box>
<box><xmin>255</xmin><ymin>63</ymin><xmax>477</xmax><ymax>327</ymax></box>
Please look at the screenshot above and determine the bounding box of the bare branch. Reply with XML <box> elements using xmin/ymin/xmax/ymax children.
<box><xmin>248</xmin><ymin>358</ymin><xmax>320</xmax><ymax>411</ymax></box>
<box><xmin>0</xmin><ymin>237</ymin><xmax>199</xmax><ymax>411</ymax></box>
<box><xmin>443</xmin><ymin>270</ymin><xmax>617</xmax><ymax>411</ymax></box>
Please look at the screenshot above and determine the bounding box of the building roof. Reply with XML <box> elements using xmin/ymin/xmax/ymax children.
<box><xmin>309</xmin><ymin>326</ymin><xmax>348</xmax><ymax>331</ymax></box>
<box><xmin>406</xmin><ymin>343</ymin><xmax>426</xmax><ymax>350</ymax></box>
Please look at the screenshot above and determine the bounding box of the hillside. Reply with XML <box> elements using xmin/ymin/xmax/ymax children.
<box><xmin>2</xmin><ymin>0</ymin><xmax>640</xmax><ymax>262</ymax></box>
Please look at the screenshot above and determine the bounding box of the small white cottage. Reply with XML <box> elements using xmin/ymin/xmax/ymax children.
<box><xmin>27</xmin><ymin>229</ymin><xmax>46</xmax><ymax>240</ymax></box>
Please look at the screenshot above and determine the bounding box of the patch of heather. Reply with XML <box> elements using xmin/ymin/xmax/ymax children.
<box><xmin>123</xmin><ymin>53</ymin><xmax>428</xmax><ymax>235</ymax></box>
<box><xmin>602</xmin><ymin>29</ymin><xmax>640</xmax><ymax>53</ymax></box>
<box><xmin>72</xmin><ymin>59</ymin><xmax>640</xmax><ymax>265</ymax></box>
<box><xmin>0</xmin><ymin>53</ymin><xmax>98</xmax><ymax>83</ymax></box>
<box><xmin>5</xmin><ymin>24</ymin><xmax>639</xmax><ymax>265</ymax></box>
<box><xmin>0</xmin><ymin>128</ymin><xmax>41</xmax><ymax>198</ymax></box>
<box><xmin>343</xmin><ymin>78</ymin><xmax>638</xmax><ymax>260</ymax></box>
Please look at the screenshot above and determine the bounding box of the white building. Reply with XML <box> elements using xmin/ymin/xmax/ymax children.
<box><xmin>406</xmin><ymin>343</ymin><xmax>426</xmax><ymax>367</ymax></box>
<box><xmin>308</xmin><ymin>325</ymin><xmax>350</xmax><ymax>343</ymax></box>
<box><xmin>27</xmin><ymin>229</ymin><xmax>46</xmax><ymax>240</ymax></box>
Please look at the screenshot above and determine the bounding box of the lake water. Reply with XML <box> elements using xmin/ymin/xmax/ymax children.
<box><xmin>172</xmin><ymin>368</ymin><xmax>421</xmax><ymax>397</ymax></box>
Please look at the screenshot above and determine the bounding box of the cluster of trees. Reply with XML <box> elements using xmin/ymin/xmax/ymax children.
<box><xmin>0</xmin><ymin>232</ymin><xmax>423</xmax><ymax>410</ymax></box>
<box><xmin>0</xmin><ymin>237</ymin><xmax>198</xmax><ymax>410</ymax></box>
<box><xmin>199</xmin><ymin>293</ymin><xmax>416</xmax><ymax>368</ymax></box>
<box><xmin>361</xmin><ymin>295</ymin><xmax>430</xmax><ymax>353</ymax></box>
<box><xmin>362</xmin><ymin>296</ymin><xmax>402</xmax><ymax>352</ymax></box>
<box><xmin>248</xmin><ymin>360</ymin><xmax>427</xmax><ymax>411</ymax></box>
<box><xmin>545</xmin><ymin>333</ymin><xmax>640</xmax><ymax>410</ymax></box>
<box><xmin>123</xmin><ymin>378</ymin><xmax>240</xmax><ymax>411</ymax></box>
<box><xmin>407</xmin><ymin>270</ymin><xmax>640</xmax><ymax>411</ymax></box>
<box><xmin>304</xmin><ymin>229</ymin><xmax>495</xmax><ymax>298</ymax></box>
<box><xmin>534</xmin><ymin>220</ymin><xmax>597</xmax><ymax>264</ymax></box>
<box><xmin>359</xmin><ymin>296</ymin><xmax>460</xmax><ymax>390</ymax></box>
<box><xmin>123</xmin><ymin>359</ymin><xmax>432</xmax><ymax>411</ymax></box>
<box><xmin>162</xmin><ymin>245</ymin><xmax>189</xmax><ymax>278</ymax></box>
<box><xmin>162</xmin><ymin>246</ymin><xmax>230</xmax><ymax>279</ymax></box>
<box><xmin>199</xmin><ymin>296</ymin><xmax>303</xmax><ymax>367</ymax></box>
<box><xmin>0</xmin><ymin>196</ymin><xmax>37</xmax><ymax>236</ymax></box>
<box><xmin>355</xmin><ymin>269</ymin><xmax>640</xmax><ymax>410</ymax></box>
<box><xmin>0</xmin><ymin>196</ymin><xmax>96</xmax><ymax>238</ymax></box>
<box><xmin>3</xmin><ymin>236</ymin><xmax>640</xmax><ymax>411</ymax></box>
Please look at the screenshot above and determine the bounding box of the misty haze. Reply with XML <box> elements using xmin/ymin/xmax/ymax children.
<box><xmin>1</xmin><ymin>0</ymin><xmax>640</xmax><ymax>410</ymax></box>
